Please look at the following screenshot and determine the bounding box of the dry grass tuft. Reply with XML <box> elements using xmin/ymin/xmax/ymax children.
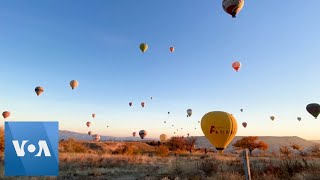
<box><xmin>0</xmin><ymin>127</ymin><xmax>3</xmax><ymax>153</ymax></box>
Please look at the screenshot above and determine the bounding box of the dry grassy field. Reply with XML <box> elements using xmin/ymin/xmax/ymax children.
<box><xmin>1</xmin><ymin>138</ymin><xmax>320</xmax><ymax>180</ymax></box>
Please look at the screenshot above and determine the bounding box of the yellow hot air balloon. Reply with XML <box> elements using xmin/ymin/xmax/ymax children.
<box><xmin>140</xmin><ymin>43</ymin><xmax>148</xmax><ymax>53</ymax></box>
<box><xmin>201</xmin><ymin>111</ymin><xmax>238</xmax><ymax>154</ymax></box>
<box><xmin>70</xmin><ymin>80</ymin><xmax>79</xmax><ymax>90</ymax></box>
<box><xmin>160</xmin><ymin>134</ymin><xmax>168</xmax><ymax>142</ymax></box>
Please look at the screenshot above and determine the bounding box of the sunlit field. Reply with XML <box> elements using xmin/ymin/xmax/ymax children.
<box><xmin>1</xmin><ymin>131</ymin><xmax>320</xmax><ymax>180</ymax></box>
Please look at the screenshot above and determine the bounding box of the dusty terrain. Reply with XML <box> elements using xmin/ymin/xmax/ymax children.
<box><xmin>1</xmin><ymin>139</ymin><xmax>320</xmax><ymax>180</ymax></box>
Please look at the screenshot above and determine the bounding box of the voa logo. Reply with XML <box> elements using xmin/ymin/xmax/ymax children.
<box><xmin>12</xmin><ymin>140</ymin><xmax>51</xmax><ymax>157</ymax></box>
<box><xmin>5</xmin><ymin>122</ymin><xmax>59</xmax><ymax>176</ymax></box>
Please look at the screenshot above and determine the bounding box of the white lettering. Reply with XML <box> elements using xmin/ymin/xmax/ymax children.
<box><xmin>35</xmin><ymin>140</ymin><xmax>51</xmax><ymax>157</ymax></box>
<box><xmin>12</xmin><ymin>140</ymin><xmax>28</xmax><ymax>157</ymax></box>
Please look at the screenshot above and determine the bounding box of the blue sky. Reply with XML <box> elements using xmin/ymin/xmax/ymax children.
<box><xmin>1</xmin><ymin>1</ymin><xmax>320</xmax><ymax>140</ymax></box>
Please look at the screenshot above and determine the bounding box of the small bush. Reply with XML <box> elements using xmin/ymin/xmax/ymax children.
<box><xmin>264</xmin><ymin>163</ymin><xmax>281</xmax><ymax>175</ymax></box>
<box><xmin>309</xmin><ymin>144</ymin><xmax>320</xmax><ymax>157</ymax></box>
<box><xmin>59</xmin><ymin>138</ymin><xmax>87</xmax><ymax>153</ymax></box>
<box><xmin>197</xmin><ymin>159</ymin><xmax>219</xmax><ymax>176</ymax></box>
<box><xmin>280</xmin><ymin>146</ymin><xmax>291</xmax><ymax>157</ymax></box>
<box><xmin>0</xmin><ymin>127</ymin><xmax>4</xmax><ymax>152</ymax></box>
<box><xmin>280</xmin><ymin>158</ymin><xmax>305</xmax><ymax>177</ymax></box>
<box><xmin>156</xmin><ymin>146</ymin><xmax>169</xmax><ymax>157</ymax></box>
<box><xmin>165</xmin><ymin>137</ymin><xmax>196</xmax><ymax>152</ymax></box>
<box><xmin>112</xmin><ymin>145</ymin><xmax>134</xmax><ymax>155</ymax></box>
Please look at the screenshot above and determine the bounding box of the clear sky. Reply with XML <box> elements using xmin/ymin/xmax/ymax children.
<box><xmin>1</xmin><ymin>1</ymin><xmax>320</xmax><ymax>140</ymax></box>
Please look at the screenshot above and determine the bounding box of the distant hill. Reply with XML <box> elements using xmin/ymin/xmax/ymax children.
<box><xmin>60</xmin><ymin>130</ymin><xmax>319</xmax><ymax>154</ymax></box>
<box><xmin>311</xmin><ymin>140</ymin><xmax>320</xmax><ymax>144</ymax></box>
<box><xmin>59</xmin><ymin>130</ymin><xmax>156</xmax><ymax>141</ymax></box>
<box><xmin>195</xmin><ymin>136</ymin><xmax>319</xmax><ymax>153</ymax></box>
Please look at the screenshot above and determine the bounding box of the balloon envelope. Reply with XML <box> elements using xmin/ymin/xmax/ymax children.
<box><xmin>2</xmin><ymin>111</ymin><xmax>10</xmax><ymax>119</ymax></box>
<box><xmin>70</xmin><ymin>80</ymin><xmax>79</xmax><ymax>90</ymax></box>
<box><xmin>35</xmin><ymin>86</ymin><xmax>44</xmax><ymax>96</ymax></box>
<box><xmin>88</xmin><ymin>131</ymin><xmax>92</xmax><ymax>136</ymax></box>
<box><xmin>93</xmin><ymin>134</ymin><xmax>100</xmax><ymax>141</ymax></box>
<box><xmin>141</xmin><ymin>102</ymin><xmax>145</xmax><ymax>108</ymax></box>
<box><xmin>160</xmin><ymin>134</ymin><xmax>168</xmax><ymax>142</ymax></box>
<box><xmin>170</xmin><ymin>47</ymin><xmax>174</xmax><ymax>52</ymax></box>
<box><xmin>232</xmin><ymin>61</ymin><xmax>241</xmax><ymax>72</ymax></box>
<box><xmin>132</xmin><ymin>132</ymin><xmax>136</xmax><ymax>137</ymax></box>
<box><xmin>201</xmin><ymin>111</ymin><xmax>238</xmax><ymax>153</ymax></box>
<box><xmin>140</xmin><ymin>43</ymin><xmax>148</xmax><ymax>53</ymax></box>
<box><xmin>270</xmin><ymin>116</ymin><xmax>275</xmax><ymax>121</ymax></box>
<box><xmin>86</xmin><ymin>122</ymin><xmax>91</xmax><ymax>127</ymax></box>
<box><xmin>92</xmin><ymin>114</ymin><xmax>95</xmax><ymax>118</ymax></box>
<box><xmin>297</xmin><ymin>117</ymin><xmax>302</xmax><ymax>121</ymax></box>
<box><xmin>222</xmin><ymin>0</ymin><xmax>244</xmax><ymax>18</ymax></box>
<box><xmin>139</xmin><ymin>130</ymin><xmax>147</xmax><ymax>139</ymax></box>
<box><xmin>306</xmin><ymin>103</ymin><xmax>320</xmax><ymax>119</ymax></box>
<box><xmin>129</xmin><ymin>102</ymin><xmax>132</xmax><ymax>107</ymax></box>
<box><xmin>187</xmin><ymin>109</ymin><xmax>192</xmax><ymax>117</ymax></box>
<box><xmin>242</xmin><ymin>122</ymin><xmax>247</xmax><ymax>128</ymax></box>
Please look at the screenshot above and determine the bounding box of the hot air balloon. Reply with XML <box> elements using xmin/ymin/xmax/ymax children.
<box><xmin>306</xmin><ymin>103</ymin><xmax>320</xmax><ymax>119</ymax></box>
<box><xmin>160</xmin><ymin>134</ymin><xmax>168</xmax><ymax>142</ymax></box>
<box><xmin>139</xmin><ymin>130</ymin><xmax>147</xmax><ymax>139</ymax></box>
<box><xmin>35</xmin><ymin>86</ymin><xmax>44</xmax><ymax>96</ymax></box>
<box><xmin>151</xmin><ymin>97</ymin><xmax>153</xmax><ymax>100</ymax></box>
<box><xmin>201</xmin><ymin>111</ymin><xmax>238</xmax><ymax>154</ymax></box>
<box><xmin>270</xmin><ymin>116</ymin><xmax>275</xmax><ymax>121</ymax></box>
<box><xmin>140</xmin><ymin>43</ymin><xmax>148</xmax><ymax>53</ymax></box>
<box><xmin>172</xmin><ymin>125</ymin><xmax>174</xmax><ymax>127</ymax></box>
<box><xmin>168</xmin><ymin>112</ymin><xmax>170</xmax><ymax>114</ymax></box>
<box><xmin>141</xmin><ymin>102</ymin><xmax>145</xmax><ymax>108</ymax></box>
<box><xmin>129</xmin><ymin>102</ymin><xmax>133</xmax><ymax>107</ymax></box>
<box><xmin>174</xmin><ymin>132</ymin><xmax>176</xmax><ymax>134</ymax></box>
<box><xmin>181</xmin><ymin>128</ymin><xmax>183</xmax><ymax>130</ymax></box>
<box><xmin>2</xmin><ymin>111</ymin><xmax>10</xmax><ymax>119</ymax></box>
<box><xmin>232</xmin><ymin>61</ymin><xmax>241</xmax><ymax>72</ymax></box>
<box><xmin>132</xmin><ymin>132</ymin><xmax>136</xmax><ymax>137</ymax></box>
<box><xmin>198</xmin><ymin>121</ymin><xmax>200</xmax><ymax>123</ymax></box>
<box><xmin>70</xmin><ymin>80</ymin><xmax>79</xmax><ymax>90</ymax></box>
<box><xmin>242</xmin><ymin>122</ymin><xmax>247</xmax><ymax>128</ymax></box>
<box><xmin>93</xmin><ymin>134</ymin><xmax>100</xmax><ymax>141</ymax></box>
<box><xmin>88</xmin><ymin>131</ymin><xmax>92</xmax><ymax>136</ymax></box>
<box><xmin>240</xmin><ymin>109</ymin><xmax>243</xmax><ymax>112</ymax></box>
<box><xmin>164</xmin><ymin>121</ymin><xmax>166</xmax><ymax>123</ymax></box>
<box><xmin>92</xmin><ymin>113</ymin><xmax>95</xmax><ymax>118</ymax></box>
<box><xmin>170</xmin><ymin>47</ymin><xmax>174</xmax><ymax>53</ymax></box>
<box><xmin>187</xmin><ymin>109</ymin><xmax>192</xmax><ymax>117</ymax></box>
<box><xmin>86</xmin><ymin>122</ymin><xmax>91</xmax><ymax>127</ymax></box>
<box><xmin>297</xmin><ymin>117</ymin><xmax>302</xmax><ymax>121</ymax></box>
<box><xmin>187</xmin><ymin>133</ymin><xmax>190</xmax><ymax>137</ymax></box>
<box><xmin>222</xmin><ymin>0</ymin><xmax>244</xmax><ymax>18</ymax></box>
